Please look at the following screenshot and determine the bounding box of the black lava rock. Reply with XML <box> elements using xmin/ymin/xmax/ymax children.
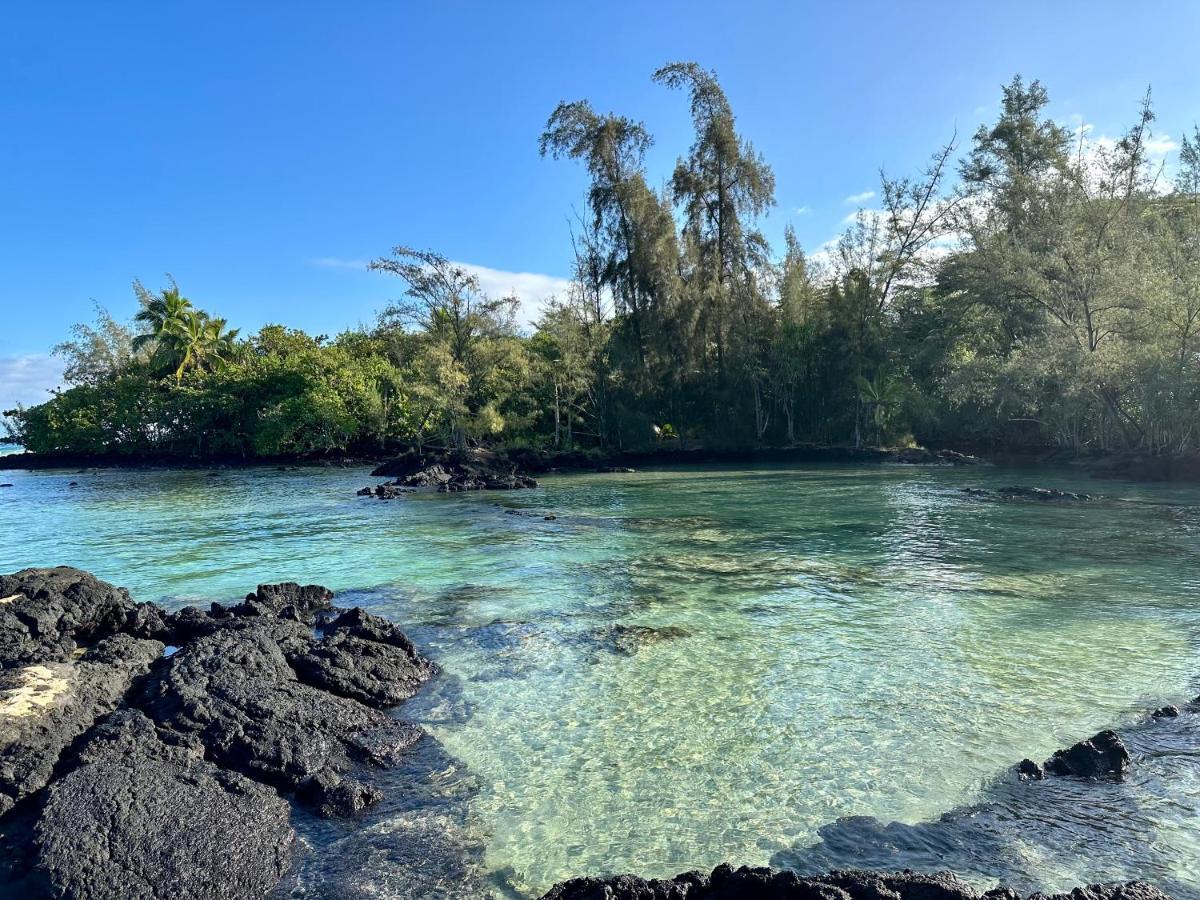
<box><xmin>540</xmin><ymin>864</ymin><xmax>1169</xmax><ymax>900</ymax></box>
<box><xmin>0</xmin><ymin>634</ymin><xmax>162</xmax><ymax>816</ymax></box>
<box><xmin>140</xmin><ymin>618</ymin><xmax>427</xmax><ymax>799</ymax></box>
<box><xmin>1016</xmin><ymin>758</ymin><xmax>1045</xmax><ymax>780</ymax></box>
<box><xmin>289</xmin><ymin>607</ymin><xmax>438</xmax><ymax>707</ymax></box>
<box><xmin>31</xmin><ymin>710</ymin><xmax>294</xmax><ymax>900</ymax></box>
<box><xmin>1042</xmin><ymin>729</ymin><xmax>1131</xmax><ymax>779</ymax></box>
<box><xmin>0</xmin><ymin>567</ymin><xmax>141</xmax><ymax>668</ymax></box>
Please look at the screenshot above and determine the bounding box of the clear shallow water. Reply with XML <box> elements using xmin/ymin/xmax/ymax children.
<box><xmin>1</xmin><ymin>462</ymin><xmax>1199</xmax><ymax>896</ymax></box>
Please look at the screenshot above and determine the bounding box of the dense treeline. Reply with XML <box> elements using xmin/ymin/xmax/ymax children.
<box><xmin>6</xmin><ymin>69</ymin><xmax>1200</xmax><ymax>460</ymax></box>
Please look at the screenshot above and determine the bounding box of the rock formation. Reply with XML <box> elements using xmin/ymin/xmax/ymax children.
<box><xmin>0</xmin><ymin>566</ymin><xmax>437</xmax><ymax>900</ymax></box>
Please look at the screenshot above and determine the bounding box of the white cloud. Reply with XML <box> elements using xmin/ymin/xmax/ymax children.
<box><xmin>843</xmin><ymin>190</ymin><xmax>875</xmax><ymax>205</ymax></box>
<box><xmin>1062</xmin><ymin>116</ymin><xmax>1181</xmax><ymax>194</ymax></box>
<box><xmin>792</xmin><ymin>206</ymin><xmax>812</xmax><ymax>215</ymax></box>
<box><xmin>454</xmin><ymin>261</ymin><xmax>572</xmax><ymax>329</ymax></box>
<box><xmin>0</xmin><ymin>354</ymin><xmax>63</xmax><ymax>416</ymax></box>
<box><xmin>313</xmin><ymin>255</ymin><xmax>573</xmax><ymax>329</ymax></box>
<box><xmin>310</xmin><ymin>256</ymin><xmax>370</xmax><ymax>270</ymax></box>
<box><xmin>1145</xmin><ymin>134</ymin><xmax>1178</xmax><ymax>157</ymax></box>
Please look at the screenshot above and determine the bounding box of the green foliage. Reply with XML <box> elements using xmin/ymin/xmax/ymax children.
<box><xmin>10</xmin><ymin>69</ymin><xmax>1200</xmax><ymax>460</ymax></box>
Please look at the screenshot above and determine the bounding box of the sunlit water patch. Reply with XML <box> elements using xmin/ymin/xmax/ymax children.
<box><xmin>2</xmin><ymin>462</ymin><xmax>1199</xmax><ymax>896</ymax></box>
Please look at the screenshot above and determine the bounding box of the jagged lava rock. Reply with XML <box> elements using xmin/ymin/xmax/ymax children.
<box><xmin>0</xmin><ymin>567</ymin><xmax>142</xmax><ymax>668</ymax></box>
<box><xmin>0</xmin><ymin>634</ymin><xmax>162</xmax><ymax>815</ymax></box>
<box><xmin>140</xmin><ymin>617</ymin><xmax>425</xmax><ymax>797</ymax></box>
<box><xmin>289</xmin><ymin>607</ymin><xmax>439</xmax><ymax>707</ymax></box>
<box><xmin>540</xmin><ymin>865</ymin><xmax>1169</xmax><ymax>900</ymax></box>
<box><xmin>1042</xmin><ymin>729</ymin><xmax>1130</xmax><ymax>779</ymax></box>
<box><xmin>31</xmin><ymin>709</ymin><xmax>294</xmax><ymax>900</ymax></box>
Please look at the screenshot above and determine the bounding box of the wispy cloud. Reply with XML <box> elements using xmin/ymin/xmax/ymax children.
<box><xmin>310</xmin><ymin>256</ymin><xmax>370</xmax><ymax>271</ymax></box>
<box><xmin>454</xmin><ymin>262</ymin><xmax>572</xmax><ymax>329</ymax></box>
<box><xmin>1145</xmin><ymin>134</ymin><xmax>1178</xmax><ymax>157</ymax></box>
<box><xmin>0</xmin><ymin>354</ymin><xmax>63</xmax><ymax>415</ymax></box>
<box><xmin>1063</xmin><ymin>115</ymin><xmax>1181</xmax><ymax>193</ymax></box>
<box><xmin>843</xmin><ymin>190</ymin><xmax>875</xmax><ymax>205</ymax></box>
<box><xmin>792</xmin><ymin>206</ymin><xmax>812</xmax><ymax>215</ymax></box>
<box><xmin>316</xmin><ymin>254</ymin><xmax>572</xmax><ymax>329</ymax></box>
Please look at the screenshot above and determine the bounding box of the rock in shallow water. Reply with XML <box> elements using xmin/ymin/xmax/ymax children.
<box><xmin>1042</xmin><ymin>729</ymin><xmax>1130</xmax><ymax>779</ymax></box>
<box><xmin>140</xmin><ymin>615</ymin><xmax>427</xmax><ymax>800</ymax></box>
<box><xmin>539</xmin><ymin>864</ymin><xmax>1169</xmax><ymax>900</ymax></box>
<box><xmin>0</xmin><ymin>566</ymin><xmax>443</xmax><ymax>899</ymax></box>
<box><xmin>587</xmin><ymin>623</ymin><xmax>691</xmax><ymax>657</ymax></box>
<box><xmin>1014</xmin><ymin>729</ymin><xmax>1131</xmax><ymax>781</ymax></box>
<box><xmin>290</xmin><ymin>607</ymin><xmax>439</xmax><ymax>707</ymax></box>
<box><xmin>369</xmin><ymin>448</ymin><xmax>538</xmax><ymax>491</ymax></box>
<box><xmin>959</xmin><ymin>487</ymin><xmax>1096</xmax><ymax>503</ymax></box>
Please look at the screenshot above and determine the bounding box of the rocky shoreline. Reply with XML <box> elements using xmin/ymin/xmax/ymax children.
<box><xmin>0</xmin><ymin>566</ymin><xmax>1186</xmax><ymax>899</ymax></box>
<box><xmin>364</xmin><ymin>447</ymin><xmax>540</xmax><ymax>494</ymax></box>
<box><xmin>354</xmin><ymin>445</ymin><xmax>986</xmax><ymax>499</ymax></box>
<box><xmin>0</xmin><ymin>567</ymin><xmax>436</xmax><ymax>899</ymax></box>
<box><xmin>540</xmin><ymin>865</ymin><xmax>1170</xmax><ymax>899</ymax></box>
<box><xmin>0</xmin><ymin>443</ymin><xmax>989</xmax><ymax>478</ymax></box>
<box><xmin>12</xmin><ymin>442</ymin><xmax>1200</xmax><ymax>484</ymax></box>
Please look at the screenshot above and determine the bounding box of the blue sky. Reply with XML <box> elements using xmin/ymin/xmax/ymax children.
<box><xmin>2</xmin><ymin>1</ymin><xmax>1199</xmax><ymax>412</ymax></box>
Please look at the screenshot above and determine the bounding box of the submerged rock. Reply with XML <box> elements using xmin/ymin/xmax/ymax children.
<box><xmin>1042</xmin><ymin>729</ymin><xmax>1130</xmax><ymax>779</ymax></box>
<box><xmin>357</xmin><ymin>483</ymin><xmax>414</xmax><ymax>500</ymax></box>
<box><xmin>961</xmin><ymin>487</ymin><xmax>1096</xmax><ymax>503</ymax></box>
<box><xmin>297</xmin><ymin>768</ymin><xmax>383</xmax><ymax>818</ymax></box>
<box><xmin>587</xmin><ymin>624</ymin><xmax>691</xmax><ymax>657</ymax></box>
<box><xmin>539</xmin><ymin>864</ymin><xmax>1167</xmax><ymax>900</ymax></box>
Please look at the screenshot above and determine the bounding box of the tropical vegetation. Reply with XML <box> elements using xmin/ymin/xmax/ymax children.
<box><xmin>6</xmin><ymin>69</ymin><xmax>1200</xmax><ymax>461</ymax></box>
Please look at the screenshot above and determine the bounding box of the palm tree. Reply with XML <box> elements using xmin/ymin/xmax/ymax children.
<box><xmin>130</xmin><ymin>282</ymin><xmax>240</xmax><ymax>382</ymax></box>
<box><xmin>199</xmin><ymin>315</ymin><xmax>241</xmax><ymax>373</ymax></box>
<box><xmin>854</xmin><ymin>367</ymin><xmax>906</xmax><ymax>445</ymax></box>
<box><xmin>132</xmin><ymin>285</ymin><xmax>193</xmax><ymax>376</ymax></box>
<box><xmin>170</xmin><ymin>311</ymin><xmax>240</xmax><ymax>382</ymax></box>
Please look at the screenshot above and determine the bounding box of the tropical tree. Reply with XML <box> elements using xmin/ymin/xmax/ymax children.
<box><xmin>169</xmin><ymin>311</ymin><xmax>241</xmax><ymax>382</ymax></box>
<box><xmin>369</xmin><ymin>247</ymin><xmax>521</xmax><ymax>449</ymax></box>
<box><xmin>132</xmin><ymin>280</ymin><xmax>193</xmax><ymax>375</ymax></box>
<box><xmin>855</xmin><ymin>366</ymin><xmax>907</xmax><ymax>445</ymax></box>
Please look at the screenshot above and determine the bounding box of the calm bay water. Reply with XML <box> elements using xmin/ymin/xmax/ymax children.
<box><xmin>1</xmin><ymin>462</ymin><xmax>1198</xmax><ymax>896</ymax></box>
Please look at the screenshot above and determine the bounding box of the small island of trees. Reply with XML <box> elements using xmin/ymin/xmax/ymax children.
<box><xmin>6</xmin><ymin>69</ymin><xmax>1200</xmax><ymax>463</ymax></box>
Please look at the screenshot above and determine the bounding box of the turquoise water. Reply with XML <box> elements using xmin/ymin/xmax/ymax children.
<box><xmin>1</xmin><ymin>462</ymin><xmax>1199</xmax><ymax>896</ymax></box>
